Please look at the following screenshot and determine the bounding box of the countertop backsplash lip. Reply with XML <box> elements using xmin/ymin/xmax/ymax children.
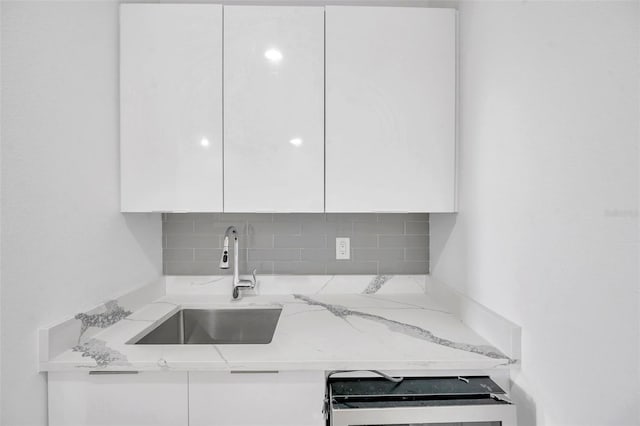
<box><xmin>39</xmin><ymin>274</ymin><xmax>521</xmax><ymax>372</ymax></box>
<box><xmin>38</xmin><ymin>277</ymin><xmax>165</xmax><ymax>367</ymax></box>
<box><xmin>425</xmin><ymin>277</ymin><xmax>523</xmax><ymax>362</ymax></box>
<box><xmin>163</xmin><ymin>274</ymin><xmax>427</xmax><ymax>296</ymax></box>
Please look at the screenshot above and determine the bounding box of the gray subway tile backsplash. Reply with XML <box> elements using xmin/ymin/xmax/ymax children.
<box><xmin>300</xmin><ymin>248</ymin><xmax>333</xmax><ymax>262</ymax></box>
<box><xmin>246</xmin><ymin>233</ymin><xmax>274</xmax><ymax>249</ymax></box>
<box><xmin>405</xmin><ymin>220</ymin><xmax>430</xmax><ymax>235</ymax></box>
<box><xmin>164</xmin><ymin>261</ymin><xmax>218</xmax><ymax>275</ymax></box>
<box><xmin>274</xmin><ymin>234</ymin><xmax>327</xmax><ymax>249</ymax></box>
<box><xmin>162</xmin><ymin>213</ymin><xmax>429</xmax><ymax>275</ymax></box>
<box><xmin>248</xmin><ymin>261</ymin><xmax>274</xmax><ymax>275</ymax></box>
<box><xmin>405</xmin><ymin>247</ymin><xmax>429</xmax><ymax>262</ymax></box>
<box><xmin>250</xmin><ymin>221</ymin><xmax>302</xmax><ymax>235</ymax></box>
<box><xmin>353</xmin><ymin>248</ymin><xmax>405</xmax><ymax>262</ymax></box>
<box><xmin>248</xmin><ymin>248</ymin><xmax>302</xmax><ymax>261</ymax></box>
<box><xmin>163</xmin><ymin>221</ymin><xmax>195</xmax><ymax>234</ymax></box>
<box><xmin>326</xmin><ymin>260</ymin><xmax>378</xmax><ymax>275</ymax></box>
<box><xmin>273</xmin><ymin>261</ymin><xmax>327</xmax><ymax>275</ymax></box>
<box><xmin>378</xmin><ymin>260</ymin><xmax>430</xmax><ymax>275</ymax></box>
<box><xmin>353</xmin><ymin>220</ymin><xmax>404</xmax><ymax>235</ymax></box>
<box><xmin>166</xmin><ymin>234</ymin><xmax>220</xmax><ymax>249</ymax></box>
<box><xmin>378</xmin><ymin>235</ymin><xmax>428</xmax><ymax>248</ymax></box>
<box><xmin>350</xmin><ymin>235</ymin><xmax>378</xmax><ymax>248</ymax></box>
<box><xmin>163</xmin><ymin>248</ymin><xmax>194</xmax><ymax>262</ymax></box>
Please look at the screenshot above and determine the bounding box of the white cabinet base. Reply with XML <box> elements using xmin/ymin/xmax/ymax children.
<box><xmin>48</xmin><ymin>372</ymin><xmax>188</xmax><ymax>426</ymax></box>
<box><xmin>189</xmin><ymin>371</ymin><xmax>326</xmax><ymax>426</ymax></box>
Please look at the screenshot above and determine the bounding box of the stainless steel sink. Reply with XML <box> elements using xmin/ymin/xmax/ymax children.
<box><xmin>133</xmin><ymin>308</ymin><xmax>282</xmax><ymax>345</ymax></box>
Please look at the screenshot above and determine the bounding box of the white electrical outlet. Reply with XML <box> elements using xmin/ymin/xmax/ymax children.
<box><xmin>336</xmin><ymin>237</ymin><xmax>350</xmax><ymax>260</ymax></box>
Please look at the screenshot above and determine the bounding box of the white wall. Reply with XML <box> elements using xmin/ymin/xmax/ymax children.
<box><xmin>0</xmin><ymin>1</ymin><xmax>162</xmax><ymax>425</ymax></box>
<box><xmin>0</xmin><ymin>0</ymin><xmax>3</xmax><ymax>421</ymax></box>
<box><xmin>431</xmin><ymin>1</ymin><xmax>639</xmax><ymax>425</ymax></box>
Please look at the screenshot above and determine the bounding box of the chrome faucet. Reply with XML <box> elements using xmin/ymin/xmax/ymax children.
<box><xmin>219</xmin><ymin>226</ymin><xmax>256</xmax><ymax>299</ymax></box>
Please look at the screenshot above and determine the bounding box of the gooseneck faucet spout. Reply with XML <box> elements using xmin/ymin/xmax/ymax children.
<box><xmin>219</xmin><ymin>226</ymin><xmax>234</xmax><ymax>269</ymax></box>
<box><xmin>219</xmin><ymin>226</ymin><xmax>257</xmax><ymax>300</ymax></box>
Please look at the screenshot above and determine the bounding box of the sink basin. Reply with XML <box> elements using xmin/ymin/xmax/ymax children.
<box><xmin>133</xmin><ymin>308</ymin><xmax>282</xmax><ymax>345</ymax></box>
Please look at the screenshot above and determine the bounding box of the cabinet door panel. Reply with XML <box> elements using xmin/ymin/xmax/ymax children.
<box><xmin>120</xmin><ymin>4</ymin><xmax>223</xmax><ymax>212</ymax></box>
<box><xmin>224</xmin><ymin>6</ymin><xmax>324</xmax><ymax>212</ymax></box>
<box><xmin>326</xmin><ymin>7</ymin><xmax>456</xmax><ymax>212</ymax></box>
<box><xmin>48</xmin><ymin>372</ymin><xmax>188</xmax><ymax>426</ymax></box>
<box><xmin>189</xmin><ymin>371</ymin><xmax>326</xmax><ymax>426</ymax></box>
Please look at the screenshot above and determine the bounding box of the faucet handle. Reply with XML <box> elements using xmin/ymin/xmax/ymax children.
<box><xmin>232</xmin><ymin>269</ymin><xmax>258</xmax><ymax>300</ymax></box>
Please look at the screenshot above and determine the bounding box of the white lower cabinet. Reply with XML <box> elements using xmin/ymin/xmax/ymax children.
<box><xmin>189</xmin><ymin>371</ymin><xmax>326</xmax><ymax>426</ymax></box>
<box><xmin>48</xmin><ymin>371</ymin><xmax>189</xmax><ymax>426</ymax></box>
<box><xmin>48</xmin><ymin>371</ymin><xmax>325</xmax><ymax>426</ymax></box>
<box><xmin>48</xmin><ymin>371</ymin><xmax>509</xmax><ymax>426</ymax></box>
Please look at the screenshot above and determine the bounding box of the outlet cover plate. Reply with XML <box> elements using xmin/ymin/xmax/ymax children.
<box><xmin>336</xmin><ymin>237</ymin><xmax>350</xmax><ymax>260</ymax></box>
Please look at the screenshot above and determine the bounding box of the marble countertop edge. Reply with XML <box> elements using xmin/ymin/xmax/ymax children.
<box><xmin>40</xmin><ymin>275</ymin><xmax>520</xmax><ymax>373</ymax></box>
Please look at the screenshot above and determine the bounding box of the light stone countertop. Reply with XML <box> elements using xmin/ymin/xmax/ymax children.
<box><xmin>40</xmin><ymin>275</ymin><xmax>514</xmax><ymax>372</ymax></box>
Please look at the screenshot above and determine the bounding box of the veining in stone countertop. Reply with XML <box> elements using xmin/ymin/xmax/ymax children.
<box><xmin>41</xmin><ymin>275</ymin><xmax>513</xmax><ymax>372</ymax></box>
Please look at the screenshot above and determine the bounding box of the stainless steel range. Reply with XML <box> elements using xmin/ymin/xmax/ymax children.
<box><xmin>328</xmin><ymin>375</ymin><xmax>516</xmax><ymax>426</ymax></box>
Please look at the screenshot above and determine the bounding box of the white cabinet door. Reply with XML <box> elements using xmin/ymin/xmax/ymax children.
<box><xmin>120</xmin><ymin>4</ymin><xmax>223</xmax><ymax>212</ymax></box>
<box><xmin>224</xmin><ymin>6</ymin><xmax>325</xmax><ymax>212</ymax></box>
<box><xmin>189</xmin><ymin>371</ymin><xmax>326</xmax><ymax>426</ymax></box>
<box><xmin>48</xmin><ymin>372</ymin><xmax>188</xmax><ymax>426</ymax></box>
<box><xmin>325</xmin><ymin>7</ymin><xmax>457</xmax><ymax>212</ymax></box>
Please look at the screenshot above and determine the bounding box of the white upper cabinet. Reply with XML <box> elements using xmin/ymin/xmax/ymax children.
<box><xmin>120</xmin><ymin>4</ymin><xmax>223</xmax><ymax>212</ymax></box>
<box><xmin>224</xmin><ymin>6</ymin><xmax>325</xmax><ymax>212</ymax></box>
<box><xmin>120</xmin><ymin>5</ymin><xmax>456</xmax><ymax>213</ymax></box>
<box><xmin>325</xmin><ymin>7</ymin><xmax>457</xmax><ymax>212</ymax></box>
